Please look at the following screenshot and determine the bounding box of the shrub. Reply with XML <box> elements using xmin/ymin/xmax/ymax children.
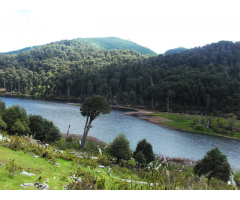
<box><xmin>96</xmin><ymin>177</ymin><xmax>105</xmax><ymax>190</ymax></box>
<box><xmin>192</xmin><ymin>118</ymin><xmax>198</xmax><ymax>125</ymax></box>
<box><xmin>135</xmin><ymin>151</ymin><xmax>146</xmax><ymax>166</ymax></box>
<box><xmin>195</xmin><ymin>124</ymin><xmax>204</xmax><ymax>131</ymax></box>
<box><xmin>127</xmin><ymin>158</ymin><xmax>137</xmax><ymax>168</ymax></box>
<box><xmin>6</xmin><ymin>159</ymin><xmax>23</xmax><ymax>177</ymax></box>
<box><xmin>97</xmin><ymin>155</ymin><xmax>111</xmax><ymax>166</ymax></box>
<box><xmin>7</xmin><ymin>134</ymin><xmax>24</xmax><ymax>151</ymax></box>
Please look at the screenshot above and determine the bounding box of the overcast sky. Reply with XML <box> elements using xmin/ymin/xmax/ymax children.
<box><xmin>0</xmin><ymin>1</ymin><xmax>239</xmax><ymax>54</ymax></box>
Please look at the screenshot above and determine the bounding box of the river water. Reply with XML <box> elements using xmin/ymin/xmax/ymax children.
<box><xmin>1</xmin><ymin>94</ymin><xmax>240</xmax><ymax>170</ymax></box>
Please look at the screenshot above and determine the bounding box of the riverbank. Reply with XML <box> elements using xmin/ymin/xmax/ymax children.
<box><xmin>122</xmin><ymin>107</ymin><xmax>240</xmax><ymax>141</ymax></box>
<box><xmin>2</xmin><ymin>90</ymin><xmax>240</xmax><ymax>141</ymax></box>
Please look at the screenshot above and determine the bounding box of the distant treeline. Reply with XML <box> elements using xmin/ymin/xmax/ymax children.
<box><xmin>0</xmin><ymin>39</ymin><xmax>240</xmax><ymax>115</ymax></box>
<box><xmin>0</xmin><ymin>46</ymin><xmax>37</xmax><ymax>55</ymax></box>
<box><xmin>164</xmin><ymin>47</ymin><xmax>188</xmax><ymax>55</ymax></box>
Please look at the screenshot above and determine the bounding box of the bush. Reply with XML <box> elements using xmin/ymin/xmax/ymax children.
<box><xmin>108</xmin><ymin>133</ymin><xmax>132</xmax><ymax>164</ymax></box>
<box><xmin>127</xmin><ymin>158</ymin><xmax>136</xmax><ymax>168</ymax></box>
<box><xmin>96</xmin><ymin>177</ymin><xmax>105</xmax><ymax>190</ymax></box>
<box><xmin>6</xmin><ymin>159</ymin><xmax>22</xmax><ymax>177</ymax></box>
<box><xmin>195</xmin><ymin>124</ymin><xmax>204</xmax><ymax>131</ymax></box>
<box><xmin>135</xmin><ymin>151</ymin><xmax>146</xmax><ymax>166</ymax></box>
<box><xmin>97</xmin><ymin>155</ymin><xmax>111</xmax><ymax>166</ymax></box>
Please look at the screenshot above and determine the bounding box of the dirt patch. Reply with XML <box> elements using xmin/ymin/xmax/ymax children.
<box><xmin>138</xmin><ymin>116</ymin><xmax>171</xmax><ymax>124</ymax></box>
<box><xmin>124</xmin><ymin>110</ymin><xmax>154</xmax><ymax>115</ymax></box>
<box><xmin>123</xmin><ymin>109</ymin><xmax>171</xmax><ymax>126</ymax></box>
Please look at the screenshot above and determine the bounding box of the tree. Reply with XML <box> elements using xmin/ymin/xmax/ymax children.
<box><xmin>0</xmin><ymin>99</ymin><xmax>5</xmax><ymax>117</ymax></box>
<box><xmin>133</xmin><ymin>139</ymin><xmax>155</xmax><ymax>164</ymax></box>
<box><xmin>0</xmin><ymin>116</ymin><xmax>7</xmax><ymax>130</ymax></box>
<box><xmin>80</xmin><ymin>95</ymin><xmax>111</xmax><ymax>150</ymax></box>
<box><xmin>135</xmin><ymin>151</ymin><xmax>146</xmax><ymax>166</ymax></box>
<box><xmin>2</xmin><ymin>105</ymin><xmax>29</xmax><ymax>135</ymax></box>
<box><xmin>29</xmin><ymin>114</ymin><xmax>61</xmax><ymax>142</ymax></box>
<box><xmin>193</xmin><ymin>148</ymin><xmax>231</xmax><ymax>183</ymax></box>
<box><xmin>108</xmin><ymin>133</ymin><xmax>132</xmax><ymax>164</ymax></box>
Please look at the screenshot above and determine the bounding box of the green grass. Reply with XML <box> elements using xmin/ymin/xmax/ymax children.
<box><xmin>0</xmin><ymin>146</ymin><xmax>74</xmax><ymax>190</ymax></box>
<box><xmin>0</xmin><ymin>145</ymin><xmax>145</xmax><ymax>190</ymax></box>
<box><xmin>0</xmin><ymin>134</ymin><xmax>234</xmax><ymax>190</ymax></box>
<box><xmin>147</xmin><ymin>112</ymin><xmax>240</xmax><ymax>139</ymax></box>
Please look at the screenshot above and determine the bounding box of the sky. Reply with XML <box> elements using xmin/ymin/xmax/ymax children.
<box><xmin>0</xmin><ymin>1</ymin><xmax>240</xmax><ymax>54</ymax></box>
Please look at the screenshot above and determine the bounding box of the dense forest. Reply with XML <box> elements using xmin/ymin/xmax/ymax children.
<box><xmin>76</xmin><ymin>37</ymin><xmax>157</xmax><ymax>55</ymax></box>
<box><xmin>1</xmin><ymin>39</ymin><xmax>240</xmax><ymax>116</ymax></box>
<box><xmin>0</xmin><ymin>46</ymin><xmax>37</xmax><ymax>55</ymax></box>
<box><xmin>164</xmin><ymin>47</ymin><xmax>188</xmax><ymax>55</ymax></box>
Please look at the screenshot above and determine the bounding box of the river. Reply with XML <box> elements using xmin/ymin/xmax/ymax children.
<box><xmin>1</xmin><ymin>94</ymin><xmax>240</xmax><ymax>170</ymax></box>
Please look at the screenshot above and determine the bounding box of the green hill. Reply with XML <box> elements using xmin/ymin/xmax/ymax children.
<box><xmin>1</xmin><ymin>40</ymin><xmax>240</xmax><ymax>116</ymax></box>
<box><xmin>0</xmin><ymin>46</ymin><xmax>37</xmax><ymax>55</ymax></box>
<box><xmin>75</xmin><ymin>37</ymin><xmax>157</xmax><ymax>55</ymax></box>
<box><xmin>164</xmin><ymin>47</ymin><xmax>188</xmax><ymax>55</ymax></box>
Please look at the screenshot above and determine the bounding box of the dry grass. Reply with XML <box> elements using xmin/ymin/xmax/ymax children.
<box><xmin>61</xmin><ymin>133</ymin><xmax>106</xmax><ymax>146</ymax></box>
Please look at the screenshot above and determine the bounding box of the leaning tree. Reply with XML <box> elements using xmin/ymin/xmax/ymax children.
<box><xmin>80</xmin><ymin>95</ymin><xmax>111</xmax><ymax>150</ymax></box>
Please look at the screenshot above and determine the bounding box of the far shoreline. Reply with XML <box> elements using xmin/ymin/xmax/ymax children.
<box><xmin>1</xmin><ymin>90</ymin><xmax>240</xmax><ymax>141</ymax></box>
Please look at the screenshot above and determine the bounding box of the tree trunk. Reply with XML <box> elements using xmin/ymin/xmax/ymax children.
<box><xmin>80</xmin><ymin>117</ymin><xmax>92</xmax><ymax>150</ymax></box>
<box><xmin>167</xmin><ymin>97</ymin><xmax>169</xmax><ymax>112</ymax></box>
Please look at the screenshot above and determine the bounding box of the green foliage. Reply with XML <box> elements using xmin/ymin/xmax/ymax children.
<box><xmin>4</xmin><ymin>134</ymin><xmax>24</xmax><ymax>151</ymax></box>
<box><xmin>29</xmin><ymin>114</ymin><xmax>61</xmax><ymax>142</ymax></box>
<box><xmin>108</xmin><ymin>133</ymin><xmax>132</xmax><ymax>164</ymax></box>
<box><xmin>80</xmin><ymin>95</ymin><xmax>111</xmax><ymax>149</ymax></box>
<box><xmin>164</xmin><ymin>47</ymin><xmax>188</xmax><ymax>55</ymax></box>
<box><xmin>1</xmin><ymin>40</ymin><xmax>240</xmax><ymax>115</ymax></box>
<box><xmin>76</xmin><ymin>37</ymin><xmax>156</xmax><ymax>55</ymax></box>
<box><xmin>96</xmin><ymin>177</ymin><xmax>105</xmax><ymax>190</ymax></box>
<box><xmin>133</xmin><ymin>139</ymin><xmax>155</xmax><ymax>164</ymax></box>
<box><xmin>68</xmin><ymin>168</ymin><xmax>97</xmax><ymax>190</ymax></box>
<box><xmin>0</xmin><ymin>99</ymin><xmax>6</xmax><ymax>117</ymax></box>
<box><xmin>80</xmin><ymin>95</ymin><xmax>111</xmax><ymax>120</ymax></box>
<box><xmin>59</xmin><ymin>175</ymin><xmax>69</xmax><ymax>182</ymax></box>
<box><xmin>127</xmin><ymin>158</ymin><xmax>137</xmax><ymax>168</ymax></box>
<box><xmin>66</xmin><ymin>136</ymin><xmax>73</xmax><ymax>142</ymax></box>
<box><xmin>0</xmin><ymin>116</ymin><xmax>7</xmax><ymax>130</ymax></box>
<box><xmin>135</xmin><ymin>151</ymin><xmax>146</xmax><ymax>166</ymax></box>
<box><xmin>6</xmin><ymin>158</ymin><xmax>22</xmax><ymax>177</ymax></box>
<box><xmin>193</xmin><ymin>148</ymin><xmax>231</xmax><ymax>182</ymax></box>
<box><xmin>2</xmin><ymin>105</ymin><xmax>29</xmax><ymax>136</ymax></box>
<box><xmin>195</xmin><ymin>124</ymin><xmax>204</xmax><ymax>131</ymax></box>
<box><xmin>0</xmin><ymin>139</ymin><xmax>234</xmax><ymax>190</ymax></box>
<box><xmin>192</xmin><ymin>118</ymin><xmax>198</xmax><ymax>125</ymax></box>
<box><xmin>97</xmin><ymin>155</ymin><xmax>111</xmax><ymax>166</ymax></box>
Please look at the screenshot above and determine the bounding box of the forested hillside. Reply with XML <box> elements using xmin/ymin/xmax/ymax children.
<box><xmin>0</xmin><ymin>46</ymin><xmax>37</xmax><ymax>55</ymax></box>
<box><xmin>76</xmin><ymin>37</ymin><xmax>156</xmax><ymax>55</ymax></box>
<box><xmin>164</xmin><ymin>47</ymin><xmax>188</xmax><ymax>55</ymax></box>
<box><xmin>1</xmin><ymin>40</ymin><xmax>240</xmax><ymax>115</ymax></box>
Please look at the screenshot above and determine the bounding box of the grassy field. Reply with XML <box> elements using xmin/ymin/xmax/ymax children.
<box><xmin>146</xmin><ymin>112</ymin><xmax>240</xmax><ymax>139</ymax></box>
<box><xmin>0</xmin><ymin>134</ymin><xmax>236</xmax><ymax>190</ymax></box>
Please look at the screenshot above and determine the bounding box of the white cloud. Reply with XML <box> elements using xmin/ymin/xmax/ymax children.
<box><xmin>0</xmin><ymin>1</ymin><xmax>240</xmax><ymax>54</ymax></box>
